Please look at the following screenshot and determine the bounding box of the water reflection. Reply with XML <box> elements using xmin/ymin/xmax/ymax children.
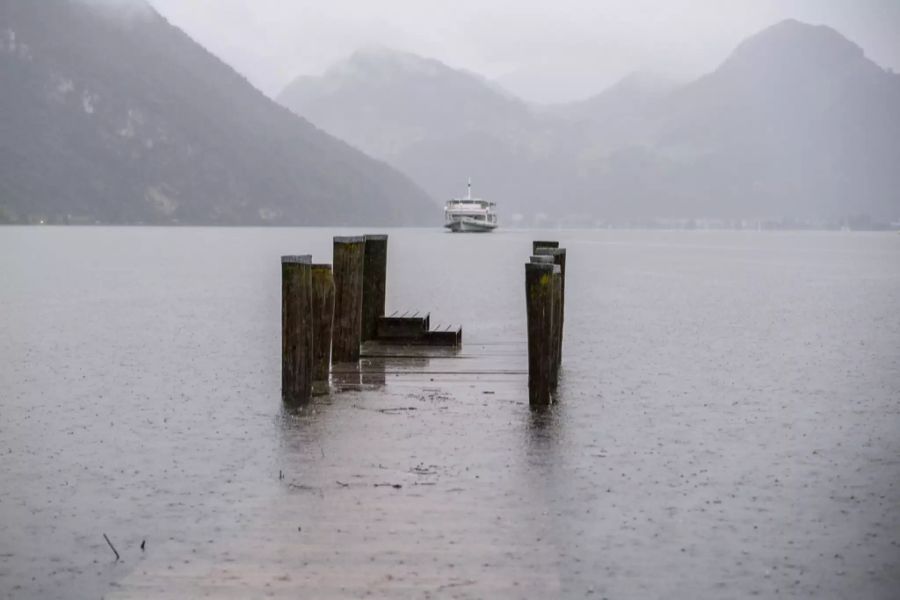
<box><xmin>360</xmin><ymin>357</ymin><xmax>386</xmax><ymax>387</ymax></box>
<box><xmin>329</xmin><ymin>355</ymin><xmax>433</xmax><ymax>391</ymax></box>
<box><xmin>329</xmin><ymin>360</ymin><xmax>362</xmax><ymax>391</ymax></box>
<box><xmin>276</xmin><ymin>399</ymin><xmax>330</xmax><ymax>458</ymax></box>
<box><xmin>527</xmin><ymin>403</ymin><xmax>561</xmax><ymax>440</ymax></box>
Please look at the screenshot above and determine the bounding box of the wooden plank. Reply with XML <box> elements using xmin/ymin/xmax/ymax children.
<box><xmin>376</xmin><ymin>313</ymin><xmax>430</xmax><ymax>339</ymax></box>
<box><xmin>423</xmin><ymin>326</ymin><xmax>462</xmax><ymax>347</ymax></box>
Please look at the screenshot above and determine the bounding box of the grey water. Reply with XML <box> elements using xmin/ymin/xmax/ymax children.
<box><xmin>1</xmin><ymin>227</ymin><xmax>899</xmax><ymax>599</ymax></box>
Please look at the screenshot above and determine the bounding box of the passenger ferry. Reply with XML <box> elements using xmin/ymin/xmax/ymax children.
<box><xmin>443</xmin><ymin>179</ymin><xmax>498</xmax><ymax>232</ymax></box>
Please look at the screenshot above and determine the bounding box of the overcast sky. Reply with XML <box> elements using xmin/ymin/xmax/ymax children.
<box><xmin>146</xmin><ymin>0</ymin><xmax>900</xmax><ymax>104</ymax></box>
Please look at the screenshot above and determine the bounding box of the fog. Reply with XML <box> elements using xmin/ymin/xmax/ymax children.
<box><xmin>5</xmin><ymin>0</ymin><xmax>897</xmax><ymax>226</ymax></box>
<box><xmin>3</xmin><ymin>2</ymin><xmax>900</xmax><ymax>597</ymax></box>
<box><xmin>146</xmin><ymin>0</ymin><xmax>900</xmax><ymax>103</ymax></box>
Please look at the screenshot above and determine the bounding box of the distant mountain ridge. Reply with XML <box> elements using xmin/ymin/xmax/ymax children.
<box><xmin>278</xmin><ymin>47</ymin><xmax>538</xmax><ymax>160</ymax></box>
<box><xmin>279</xmin><ymin>20</ymin><xmax>900</xmax><ymax>225</ymax></box>
<box><xmin>644</xmin><ymin>19</ymin><xmax>900</xmax><ymax>220</ymax></box>
<box><xmin>0</xmin><ymin>0</ymin><xmax>434</xmax><ymax>225</ymax></box>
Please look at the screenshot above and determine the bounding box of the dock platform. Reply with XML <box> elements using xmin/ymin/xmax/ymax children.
<box><xmin>375</xmin><ymin>310</ymin><xmax>462</xmax><ymax>347</ymax></box>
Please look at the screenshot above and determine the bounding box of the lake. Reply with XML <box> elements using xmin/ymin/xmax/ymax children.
<box><xmin>1</xmin><ymin>227</ymin><xmax>899</xmax><ymax>598</ymax></box>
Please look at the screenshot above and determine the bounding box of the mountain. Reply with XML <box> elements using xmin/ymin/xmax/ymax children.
<box><xmin>629</xmin><ymin>19</ymin><xmax>900</xmax><ymax>220</ymax></box>
<box><xmin>278</xmin><ymin>21</ymin><xmax>900</xmax><ymax>225</ymax></box>
<box><xmin>277</xmin><ymin>47</ymin><xmax>538</xmax><ymax>161</ymax></box>
<box><xmin>279</xmin><ymin>47</ymin><xmax>581</xmax><ymax>217</ymax></box>
<box><xmin>0</xmin><ymin>0</ymin><xmax>434</xmax><ymax>225</ymax></box>
<box><xmin>550</xmin><ymin>71</ymin><xmax>675</xmax><ymax>124</ymax></box>
<box><xmin>541</xmin><ymin>71</ymin><xmax>676</xmax><ymax>160</ymax></box>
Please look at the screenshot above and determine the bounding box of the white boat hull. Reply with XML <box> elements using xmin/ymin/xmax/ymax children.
<box><xmin>445</xmin><ymin>218</ymin><xmax>498</xmax><ymax>233</ymax></box>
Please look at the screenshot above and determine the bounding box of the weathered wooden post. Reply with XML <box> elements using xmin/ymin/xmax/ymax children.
<box><xmin>533</xmin><ymin>240</ymin><xmax>559</xmax><ymax>254</ymax></box>
<box><xmin>332</xmin><ymin>236</ymin><xmax>366</xmax><ymax>363</ymax></box>
<box><xmin>282</xmin><ymin>255</ymin><xmax>313</xmax><ymax>403</ymax></box>
<box><xmin>362</xmin><ymin>234</ymin><xmax>388</xmax><ymax>342</ymax></box>
<box><xmin>526</xmin><ymin>256</ymin><xmax>557</xmax><ymax>407</ymax></box>
<box><xmin>534</xmin><ymin>246</ymin><xmax>566</xmax><ymax>382</ymax></box>
<box><xmin>549</xmin><ymin>264</ymin><xmax>562</xmax><ymax>386</ymax></box>
<box><xmin>311</xmin><ymin>264</ymin><xmax>335</xmax><ymax>390</ymax></box>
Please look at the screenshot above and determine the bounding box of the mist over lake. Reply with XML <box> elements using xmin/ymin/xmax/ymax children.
<box><xmin>3</xmin><ymin>0</ymin><xmax>900</xmax><ymax>597</ymax></box>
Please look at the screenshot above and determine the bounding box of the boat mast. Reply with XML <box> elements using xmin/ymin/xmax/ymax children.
<box><xmin>466</xmin><ymin>177</ymin><xmax>472</xmax><ymax>200</ymax></box>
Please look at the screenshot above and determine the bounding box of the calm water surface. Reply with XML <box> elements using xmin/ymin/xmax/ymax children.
<box><xmin>1</xmin><ymin>227</ymin><xmax>899</xmax><ymax>598</ymax></box>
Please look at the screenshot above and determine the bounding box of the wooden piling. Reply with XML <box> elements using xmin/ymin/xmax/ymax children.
<box><xmin>549</xmin><ymin>265</ymin><xmax>562</xmax><ymax>387</ymax></box>
<box><xmin>311</xmin><ymin>264</ymin><xmax>335</xmax><ymax>386</ymax></box>
<box><xmin>533</xmin><ymin>240</ymin><xmax>559</xmax><ymax>254</ymax></box>
<box><xmin>530</xmin><ymin>255</ymin><xmax>555</xmax><ymax>265</ymax></box>
<box><xmin>526</xmin><ymin>258</ymin><xmax>557</xmax><ymax>407</ymax></box>
<box><xmin>534</xmin><ymin>246</ymin><xmax>566</xmax><ymax>380</ymax></box>
<box><xmin>332</xmin><ymin>236</ymin><xmax>366</xmax><ymax>363</ymax></box>
<box><xmin>362</xmin><ymin>235</ymin><xmax>388</xmax><ymax>342</ymax></box>
<box><xmin>282</xmin><ymin>255</ymin><xmax>313</xmax><ymax>403</ymax></box>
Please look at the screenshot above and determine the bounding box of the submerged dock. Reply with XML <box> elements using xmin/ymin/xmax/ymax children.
<box><xmin>329</xmin><ymin>340</ymin><xmax>527</xmax><ymax>391</ymax></box>
<box><xmin>282</xmin><ymin>234</ymin><xmax>565</xmax><ymax>406</ymax></box>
